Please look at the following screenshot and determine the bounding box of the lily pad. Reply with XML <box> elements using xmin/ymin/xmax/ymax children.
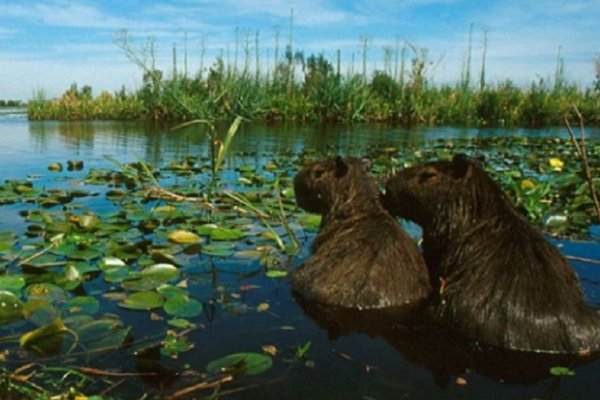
<box><xmin>163</xmin><ymin>294</ymin><xmax>203</xmax><ymax>318</ymax></box>
<box><xmin>0</xmin><ymin>274</ymin><xmax>26</xmax><ymax>295</ymax></box>
<box><xmin>210</xmin><ymin>227</ymin><xmax>246</xmax><ymax>241</ymax></box>
<box><xmin>121</xmin><ymin>264</ymin><xmax>180</xmax><ymax>291</ymax></box>
<box><xmin>119</xmin><ymin>291</ymin><xmax>165</xmax><ymax>310</ymax></box>
<box><xmin>206</xmin><ymin>352</ymin><xmax>273</xmax><ymax>376</ymax></box>
<box><xmin>201</xmin><ymin>243</ymin><xmax>236</xmax><ymax>258</ymax></box>
<box><xmin>0</xmin><ymin>290</ymin><xmax>24</xmax><ymax>325</ymax></box>
<box><xmin>65</xmin><ymin>296</ymin><xmax>100</xmax><ymax>315</ymax></box>
<box><xmin>19</xmin><ymin>318</ymin><xmax>68</xmax><ymax>355</ymax></box>
<box><xmin>168</xmin><ymin>230</ymin><xmax>201</xmax><ymax>244</ymax></box>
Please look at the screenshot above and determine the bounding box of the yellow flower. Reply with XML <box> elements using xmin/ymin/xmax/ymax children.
<box><xmin>520</xmin><ymin>179</ymin><xmax>537</xmax><ymax>191</ymax></box>
<box><xmin>549</xmin><ymin>158</ymin><xmax>564</xmax><ymax>170</ymax></box>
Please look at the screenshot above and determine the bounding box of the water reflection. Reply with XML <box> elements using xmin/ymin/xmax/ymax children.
<box><xmin>294</xmin><ymin>292</ymin><xmax>599</xmax><ymax>394</ymax></box>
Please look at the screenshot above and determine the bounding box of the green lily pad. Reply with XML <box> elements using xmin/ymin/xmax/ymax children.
<box><xmin>163</xmin><ymin>294</ymin><xmax>203</xmax><ymax>318</ymax></box>
<box><xmin>71</xmin><ymin>315</ymin><xmax>131</xmax><ymax>352</ymax></box>
<box><xmin>24</xmin><ymin>283</ymin><xmax>69</xmax><ymax>303</ymax></box>
<box><xmin>266</xmin><ymin>270</ymin><xmax>288</xmax><ymax>278</ymax></box>
<box><xmin>0</xmin><ymin>274</ymin><xmax>26</xmax><ymax>295</ymax></box>
<box><xmin>119</xmin><ymin>291</ymin><xmax>164</xmax><ymax>310</ymax></box>
<box><xmin>22</xmin><ymin>299</ymin><xmax>59</xmax><ymax>326</ymax></box>
<box><xmin>0</xmin><ymin>290</ymin><xmax>24</xmax><ymax>325</ymax></box>
<box><xmin>550</xmin><ymin>366</ymin><xmax>575</xmax><ymax>377</ymax></box>
<box><xmin>201</xmin><ymin>243</ymin><xmax>236</xmax><ymax>258</ymax></box>
<box><xmin>65</xmin><ymin>296</ymin><xmax>100</xmax><ymax>315</ymax></box>
<box><xmin>161</xmin><ymin>331</ymin><xmax>195</xmax><ymax>357</ymax></box>
<box><xmin>121</xmin><ymin>264</ymin><xmax>179</xmax><ymax>291</ymax></box>
<box><xmin>19</xmin><ymin>318</ymin><xmax>67</xmax><ymax>355</ymax></box>
<box><xmin>168</xmin><ymin>230</ymin><xmax>201</xmax><ymax>244</ymax></box>
<box><xmin>210</xmin><ymin>227</ymin><xmax>246</xmax><ymax>241</ymax></box>
<box><xmin>206</xmin><ymin>352</ymin><xmax>273</xmax><ymax>376</ymax></box>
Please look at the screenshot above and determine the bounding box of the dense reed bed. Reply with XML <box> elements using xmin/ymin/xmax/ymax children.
<box><xmin>27</xmin><ymin>32</ymin><xmax>600</xmax><ymax>126</ymax></box>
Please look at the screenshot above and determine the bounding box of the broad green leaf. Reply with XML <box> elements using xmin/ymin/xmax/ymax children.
<box><xmin>0</xmin><ymin>290</ymin><xmax>23</xmax><ymax>325</ymax></box>
<box><xmin>19</xmin><ymin>318</ymin><xmax>67</xmax><ymax>351</ymax></box>
<box><xmin>210</xmin><ymin>227</ymin><xmax>246</xmax><ymax>241</ymax></box>
<box><xmin>65</xmin><ymin>296</ymin><xmax>100</xmax><ymax>315</ymax></box>
<box><xmin>201</xmin><ymin>243</ymin><xmax>235</xmax><ymax>258</ymax></box>
<box><xmin>119</xmin><ymin>291</ymin><xmax>164</xmax><ymax>310</ymax></box>
<box><xmin>168</xmin><ymin>230</ymin><xmax>201</xmax><ymax>244</ymax></box>
<box><xmin>206</xmin><ymin>352</ymin><xmax>273</xmax><ymax>376</ymax></box>
<box><xmin>163</xmin><ymin>294</ymin><xmax>203</xmax><ymax>318</ymax></box>
<box><xmin>266</xmin><ymin>270</ymin><xmax>288</xmax><ymax>278</ymax></box>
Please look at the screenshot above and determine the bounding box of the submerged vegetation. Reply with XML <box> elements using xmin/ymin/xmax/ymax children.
<box><xmin>27</xmin><ymin>28</ymin><xmax>600</xmax><ymax>127</ymax></box>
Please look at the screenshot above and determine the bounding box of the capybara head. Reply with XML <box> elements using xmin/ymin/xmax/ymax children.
<box><xmin>294</xmin><ymin>156</ymin><xmax>374</xmax><ymax>214</ymax></box>
<box><xmin>382</xmin><ymin>154</ymin><xmax>504</xmax><ymax>226</ymax></box>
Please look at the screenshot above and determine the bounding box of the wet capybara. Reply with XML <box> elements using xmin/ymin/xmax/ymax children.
<box><xmin>291</xmin><ymin>156</ymin><xmax>431</xmax><ymax>309</ymax></box>
<box><xmin>382</xmin><ymin>154</ymin><xmax>600</xmax><ymax>354</ymax></box>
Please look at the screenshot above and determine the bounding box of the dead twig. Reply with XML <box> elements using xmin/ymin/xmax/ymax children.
<box><xmin>145</xmin><ymin>187</ymin><xmax>214</xmax><ymax>210</ymax></box>
<box><xmin>564</xmin><ymin>106</ymin><xmax>600</xmax><ymax>222</ymax></box>
<box><xmin>78</xmin><ymin>366</ymin><xmax>158</xmax><ymax>377</ymax></box>
<box><xmin>166</xmin><ymin>374</ymin><xmax>234</xmax><ymax>399</ymax></box>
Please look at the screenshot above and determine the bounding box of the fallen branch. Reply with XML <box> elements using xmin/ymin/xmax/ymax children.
<box><xmin>145</xmin><ymin>187</ymin><xmax>214</xmax><ymax>209</ymax></box>
<box><xmin>78</xmin><ymin>366</ymin><xmax>158</xmax><ymax>377</ymax></box>
<box><xmin>166</xmin><ymin>374</ymin><xmax>234</xmax><ymax>399</ymax></box>
<box><xmin>564</xmin><ymin>106</ymin><xmax>600</xmax><ymax>223</ymax></box>
<box><xmin>17</xmin><ymin>234</ymin><xmax>64</xmax><ymax>267</ymax></box>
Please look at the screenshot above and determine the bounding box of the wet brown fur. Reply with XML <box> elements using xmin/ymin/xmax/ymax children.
<box><xmin>382</xmin><ymin>154</ymin><xmax>600</xmax><ymax>353</ymax></box>
<box><xmin>291</xmin><ymin>157</ymin><xmax>431</xmax><ymax>309</ymax></box>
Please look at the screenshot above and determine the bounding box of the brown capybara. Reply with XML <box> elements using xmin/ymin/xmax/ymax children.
<box><xmin>291</xmin><ymin>156</ymin><xmax>431</xmax><ymax>309</ymax></box>
<box><xmin>382</xmin><ymin>154</ymin><xmax>600</xmax><ymax>354</ymax></box>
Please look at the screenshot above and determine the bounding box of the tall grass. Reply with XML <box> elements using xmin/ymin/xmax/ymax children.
<box><xmin>27</xmin><ymin>31</ymin><xmax>600</xmax><ymax>127</ymax></box>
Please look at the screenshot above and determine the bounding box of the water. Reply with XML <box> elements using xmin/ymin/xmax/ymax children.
<box><xmin>1</xmin><ymin>114</ymin><xmax>600</xmax><ymax>399</ymax></box>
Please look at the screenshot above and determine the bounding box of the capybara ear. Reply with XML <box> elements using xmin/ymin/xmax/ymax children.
<box><xmin>334</xmin><ymin>156</ymin><xmax>349</xmax><ymax>178</ymax></box>
<box><xmin>450</xmin><ymin>154</ymin><xmax>472</xmax><ymax>180</ymax></box>
<box><xmin>360</xmin><ymin>158</ymin><xmax>372</xmax><ymax>172</ymax></box>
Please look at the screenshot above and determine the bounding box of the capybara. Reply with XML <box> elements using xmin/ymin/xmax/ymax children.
<box><xmin>291</xmin><ymin>156</ymin><xmax>431</xmax><ymax>309</ymax></box>
<box><xmin>382</xmin><ymin>154</ymin><xmax>600</xmax><ymax>353</ymax></box>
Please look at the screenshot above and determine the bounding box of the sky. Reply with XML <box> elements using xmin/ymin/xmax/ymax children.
<box><xmin>0</xmin><ymin>0</ymin><xmax>599</xmax><ymax>101</ymax></box>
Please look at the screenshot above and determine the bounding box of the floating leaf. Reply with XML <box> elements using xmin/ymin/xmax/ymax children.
<box><xmin>163</xmin><ymin>294</ymin><xmax>203</xmax><ymax>318</ymax></box>
<box><xmin>65</xmin><ymin>296</ymin><xmax>100</xmax><ymax>315</ymax></box>
<box><xmin>24</xmin><ymin>283</ymin><xmax>69</xmax><ymax>303</ymax></box>
<box><xmin>210</xmin><ymin>227</ymin><xmax>246</xmax><ymax>241</ymax></box>
<box><xmin>0</xmin><ymin>290</ymin><xmax>23</xmax><ymax>325</ymax></box>
<box><xmin>550</xmin><ymin>366</ymin><xmax>575</xmax><ymax>377</ymax></box>
<box><xmin>206</xmin><ymin>352</ymin><xmax>273</xmax><ymax>376</ymax></box>
<box><xmin>19</xmin><ymin>318</ymin><xmax>67</xmax><ymax>354</ymax></box>
<box><xmin>72</xmin><ymin>315</ymin><xmax>131</xmax><ymax>352</ymax></box>
<box><xmin>256</xmin><ymin>303</ymin><xmax>270</xmax><ymax>312</ymax></box>
<box><xmin>121</xmin><ymin>264</ymin><xmax>180</xmax><ymax>291</ymax></box>
<box><xmin>48</xmin><ymin>162</ymin><xmax>63</xmax><ymax>172</ymax></box>
<box><xmin>22</xmin><ymin>299</ymin><xmax>58</xmax><ymax>326</ymax></box>
<box><xmin>266</xmin><ymin>270</ymin><xmax>288</xmax><ymax>278</ymax></box>
<box><xmin>201</xmin><ymin>243</ymin><xmax>236</xmax><ymax>258</ymax></box>
<box><xmin>167</xmin><ymin>318</ymin><xmax>196</xmax><ymax>329</ymax></box>
<box><xmin>0</xmin><ymin>274</ymin><xmax>26</xmax><ymax>295</ymax></box>
<box><xmin>161</xmin><ymin>331</ymin><xmax>195</xmax><ymax>357</ymax></box>
<box><xmin>196</xmin><ymin>224</ymin><xmax>218</xmax><ymax>236</ymax></box>
<box><xmin>119</xmin><ymin>291</ymin><xmax>164</xmax><ymax>310</ymax></box>
<box><xmin>168</xmin><ymin>230</ymin><xmax>201</xmax><ymax>244</ymax></box>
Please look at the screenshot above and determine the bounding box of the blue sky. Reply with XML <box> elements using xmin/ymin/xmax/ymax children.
<box><xmin>1</xmin><ymin>0</ymin><xmax>598</xmax><ymax>101</ymax></box>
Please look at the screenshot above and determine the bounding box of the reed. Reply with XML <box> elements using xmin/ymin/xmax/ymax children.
<box><xmin>27</xmin><ymin>31</ymin><xmax>600</xmax><ymax>127</ymax></box>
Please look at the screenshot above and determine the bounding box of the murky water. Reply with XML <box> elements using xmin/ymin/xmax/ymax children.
<box><xmin>1</xmin><ymin>113</ymin><xmax>600</xmax><ymax>399</ymax></box>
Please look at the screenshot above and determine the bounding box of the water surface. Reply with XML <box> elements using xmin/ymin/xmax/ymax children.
<box><xmin>1</xmin><ymin>115</ymin><xmax>599</xmax><ymax>399</ymax></box>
